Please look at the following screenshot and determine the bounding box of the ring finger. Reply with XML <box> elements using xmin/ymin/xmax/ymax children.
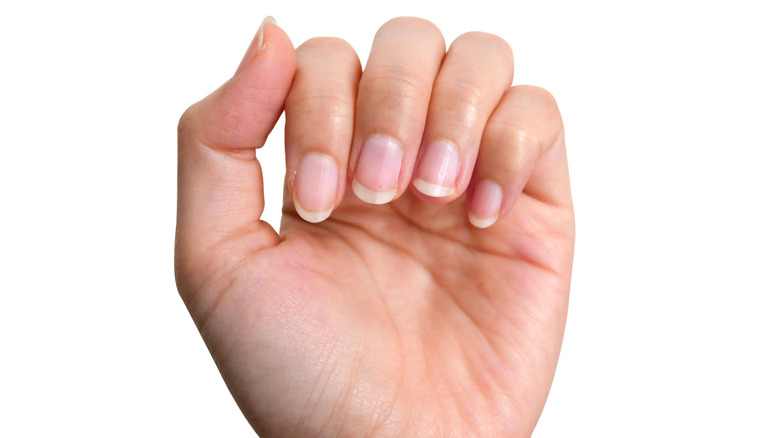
<box><xmin>412</xmin><ymin>31</ymin><xmax>514</xmax><ymax>202</ymax></box>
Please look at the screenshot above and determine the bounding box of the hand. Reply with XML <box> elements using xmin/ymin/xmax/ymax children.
<box><xmin>175</xmin><ymin>16</ymin><xmax>574</xmax><ymax>437</ymax></box>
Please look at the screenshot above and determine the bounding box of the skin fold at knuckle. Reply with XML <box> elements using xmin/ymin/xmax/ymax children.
<box><xmin>515</xmin><ymin>86</ymin><xmax>564</xmax><ymax>136</ymax></box>
<box><xmin>359</xmin><ymin>65</ymin><xmax>427</xmax><ymax>110</ymax></box>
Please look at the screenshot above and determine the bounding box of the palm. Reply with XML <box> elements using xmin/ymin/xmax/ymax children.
<box><xmin>176</xmin><ymin>17</ymin><xmax>574</xmax><ymax>437</ymax></box>
<box><xmin>189</xmin><ymin>189</ymin><xmax>573</xmax><ymax>436</ymax></box>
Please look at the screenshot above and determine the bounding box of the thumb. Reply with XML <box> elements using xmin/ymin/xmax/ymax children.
<box><xmin>176</xmin><ymin>17</ymin><xmax>296</xmax><ymax>271</ymax></box>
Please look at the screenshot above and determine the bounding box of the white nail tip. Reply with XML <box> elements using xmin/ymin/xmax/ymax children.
<box><xmin>468</xmin><ymin>213</ymin><xmax>498</xmax><ymax>229</ymax></box>
<box><xmin>294</xmin><ymin>202</ymin><xmax>333</xmax><ymax>224</ymax></box>
<box><xmin>412</xmin><ymin>178</ymin><xmax>456</xmax><ymax>198</ymax></box>
<box><xmin>352</xmin><ymin>179</ymin><xmax>396</xmax><ymax>205</ymax></box>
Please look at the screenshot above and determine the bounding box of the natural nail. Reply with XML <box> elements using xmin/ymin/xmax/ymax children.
<box><xmin>352</xmin><ymin>135</ymin><xmax>404</xmax><ymax>204</ymax></box>
<box><xmin>469</xmin><ymin>179</ymin><xmax>503</xmax><ymax>228</ymax></box>
<box><xmin>258</xmin><ymin>16</ymin><xmax>277</xmax><ymax>49</ymax></box>
<box><xmin>293</xmin><ymin>153</ymin><xmax>338</xmax><ymax>223</ymax></box>
<box><xmin>413</xmin><ymin>140</ymin><xmax>459</xmax><ymax>198</ymax></box>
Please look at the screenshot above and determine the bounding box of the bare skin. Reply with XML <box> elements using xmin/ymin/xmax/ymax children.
<box><xmin>175</xmin><ymin>17</ymin><xmax>574</xmax><ymax>437</ymax></box>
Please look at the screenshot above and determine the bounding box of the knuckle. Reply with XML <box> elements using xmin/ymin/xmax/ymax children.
<box><xmin>288</xmin><ymin>91</ymin><xmax>354</xmax><ymax>120</ymax></box>
<box><xmin>523</xmin><ymin>85</ymin><xmax>559</xmax><ymax>109</ymax></box>
<box><xmin>381</xmin><ymin>16</ymin><xmax>437</xmax><ymax>32</ymax></box>
<box><xmin>177</xmin><ymin>103</ymin><xmax>199</xmax><ymax>139</ymax></box>
<box><xmin>486</xmin><ymin>115</ymin><xmax>540</xmax><ymax>163</ymax></box>
<box><xmin>437</xmin><ymin>79</ymin><xmax>484</xmax><ymax>111</ymax></box>
<box><xmin>378</xmin><ymin>16</ymin><xmax>444</xmax><ymax>44</ymax></box>
<box><xmin>361</xmin><ymin>64</ymin><xmax>426</xmax><ymax>102</ymax></box>
<box><xmin>298</xmin><ymin>36</ymin><xmax>356</xmax><ymax>57</ymax></box>
<box><xmin>454</xmin><ymin>31</ymin><xmax>513</xmax><ymax>58</ymax></box>
<box><xmin>450</xmin><ymin>32</ymin><xmax>514</xmax><ymax>80</ymax></box>
<box><xmin>513</xmin><ymin>85</ymin><xmax>564</xmax><ymax>136</ymax></box>
<box><xmin>496</xmin><ymin>120</ymin><xmax>536</xmax><ymax>151</ymax></box>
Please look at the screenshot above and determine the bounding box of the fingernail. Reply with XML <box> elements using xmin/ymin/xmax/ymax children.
<box><xmin>413</xmin><ymin>140</ymin><xmax>459</xmax><ymax>198</ymax></box>
<box><xmin>257</xmin><ymin>16</ymin><xmax>277</xmax><ymax>49</ymax></box>
<box><xmin>352</xmin><ymin>135</ymin><xmax>404</xmax><ymax>204</ymax></box>
<box><xmin>236</xmin><ymin>16</ymin><xmax>277</xmax><ymax>75</ymax></box>
<box><xmin>468</xmin><ymin>180</ymin><xmax>503</xmax><ymax>228</ymax></box>
<box><xmin>293</xmin><ymin>153</ymin><xmax>338</xmax><ymax>223</ymax></box>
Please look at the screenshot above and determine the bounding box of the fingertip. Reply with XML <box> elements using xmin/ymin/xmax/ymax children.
<box><xmin>235</xmin><ymin>16</ymin><xmax>290</xmax><ymax>77</ymax></box>
<box><xmin>257</xmin><ymin>16</ymin><xmax>277</xmax><ymax>49</ymax></box>
<box><xmin>247</xmin><ymin>17</ymin><xmax>296</xmax><ymax>77</ymax></box>
<box><xmin>351</xmin><ymin>179</ymin><xmax>396</xmax><ymax>205</ymax></box>
<box><xmin>411</xmin><ymin>178</ymin><xmax>456</xmax><ymax>198</ymax></box>
<box><xmin>195</xmin><ymin>17</ymin><xmax>296</xmax><ymax>150</ymax></box>
<box><xmin>293</xmin><ymin>203</ymin><xmax>334</xmax><ymax>224</ymax></box>
<box><xmin>468</xmin><ymin>213</ymin><xmax>498</xmax><ymax>229</ymax></box>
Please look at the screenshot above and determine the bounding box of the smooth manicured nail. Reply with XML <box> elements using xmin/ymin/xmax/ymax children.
<box><xmin>468</xmin><ymin>180</ymin><xmax>503</xmax><ymax>228</ymax></box>
<box><xmin>352</xmin><ymin>135</ymin><xmax>404</xmax><ymax>204</ymax></box>
<box><xmin>413</xmin><ymin>140</ymin><xmax>459</xmax><ymax>197</ymax></box>
<box><xmin>236</xmin><ymin>16</ymin><xmax>277</xmax><ymax>75</ymax></box>
<box><xmin>293</xmin><ymin>153</ymin><xmax>338</xmax><ymax>223</ymax></box>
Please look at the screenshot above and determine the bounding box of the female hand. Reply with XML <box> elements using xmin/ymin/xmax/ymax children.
<box><xmin>175</xmin><ymin>16</ymin><xmax>574</xmax><ymax>437</ymax></box>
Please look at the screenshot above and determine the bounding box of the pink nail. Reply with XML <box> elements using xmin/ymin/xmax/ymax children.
<box><xmin>293</xmin><ymin>153</ymin><xmax>338</xmax><ymax>223</ymax></box>
<box><xmin>352</xmin><ymin>135</ymin><xmax>404</xmax><ymax>204</ymax></box>
<box><xmin>413</xmin><ymin>140</ymin><xmax>459</xmax><ymax>197</ymax></box>
<box><xmin>469</xmin><ymin>180</ymin><xmax>502</xmax><ymax>228</ymax></box>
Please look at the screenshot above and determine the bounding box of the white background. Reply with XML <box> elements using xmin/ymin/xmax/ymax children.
<box><xmin>1</xmin><ymin>0</ymin><xmax>778</xmax><ymax>436</ymax></box>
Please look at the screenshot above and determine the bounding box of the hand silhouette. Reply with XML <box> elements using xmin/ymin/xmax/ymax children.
<box><xmin>175</xmin><ymin>17</ymin><xmax>574</xmax><ymax>437</ymax></box>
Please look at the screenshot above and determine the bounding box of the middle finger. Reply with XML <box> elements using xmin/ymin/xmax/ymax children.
<box><xmin>349</xmin><ymin>17</ymin><xmax>446</xmax><ymax>204</ymax></box>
